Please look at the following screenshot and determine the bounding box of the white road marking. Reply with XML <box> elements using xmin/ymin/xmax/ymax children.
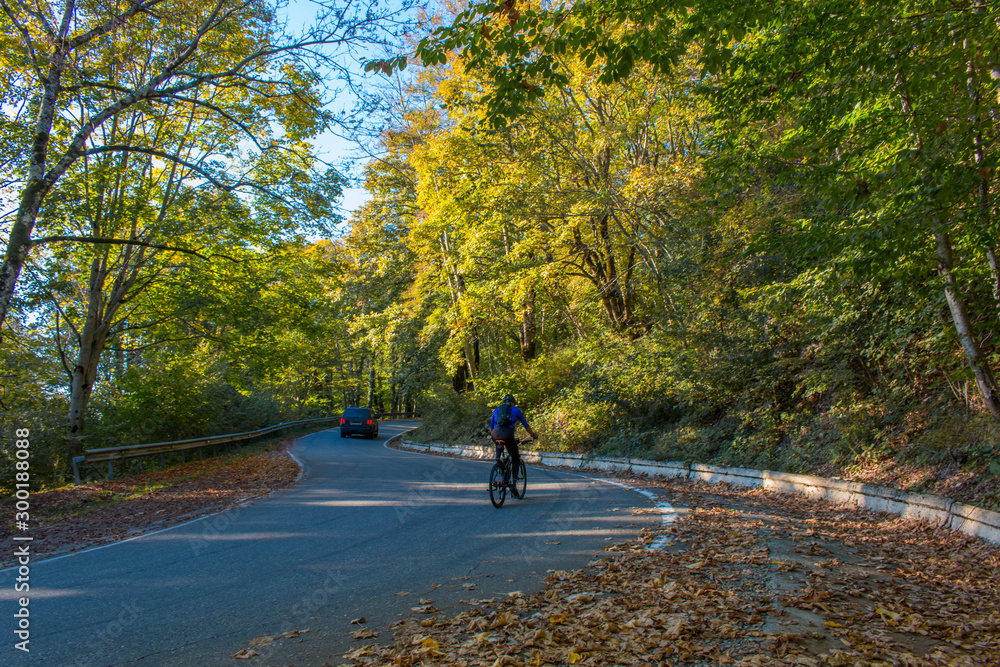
<box><xmin>565</xmin><ymin>473</ymin><xmax>678</xmax><ymax>551</ymax></box>
<box><xmin>391</xmin><ymin>438</ymin><xmax>679</xmax><ymax>551</ymax></box>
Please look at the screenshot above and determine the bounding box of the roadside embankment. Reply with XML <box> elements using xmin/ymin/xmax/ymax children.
<box><xmin>353</xmin><ymin>439</ymin><xmax>1000</xmax><ymax>666</ymax></box>
<box><xmin>395</xmin><ymin>440</ymin><xmax>1000</xmax><ymax>546</ymax></box>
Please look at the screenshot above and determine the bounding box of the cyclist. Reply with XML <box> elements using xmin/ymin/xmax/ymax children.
<box><xmin>489</xmin><ymin>394</ymin><xmax>538</xmax><ymax>483</ymax></box>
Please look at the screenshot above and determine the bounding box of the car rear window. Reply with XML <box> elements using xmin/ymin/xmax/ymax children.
<box><xmin>343</xmin><ymin>408</ymin><xmax>370</xmax><ymax>417</ymax></box>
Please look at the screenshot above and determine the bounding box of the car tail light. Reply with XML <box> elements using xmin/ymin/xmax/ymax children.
<box><xmin>340</xmin><ymin>418</ymin><xmax>346</xmax><ymax>425</ymax></box>
<box><xmin>366</xmin><ymin>419</ymin><xmax>373</xmax><ymax>425</ymax></box>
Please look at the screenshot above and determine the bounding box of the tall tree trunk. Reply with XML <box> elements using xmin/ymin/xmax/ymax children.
<box><xmin>519</xmin><ymin>288</ymin><xmax>537</xmax><ymax>362</ymax></box>
<box><xmin>0</xmin><ymin>19</ymin><xmax>74</xmax><ymax>337</ymax></box>
<box><xmin>988</xmin><ymin>248</ymin><xmax>1000</xmax><ymax>318</ymax></box>
<box><xmin>935</xmin><ymin>231</ymin><xmax>1000</xmax><ymax>419</ymax></box>
<box><xmin>113</xmin><ymin>334</ymin><xmax>126</xmax><ymax>383</ymax></box>
<box><xmin>324</xmin><ymin>367</ymin><xmax>334</xmax><ymax>412</ymax></box>
<box><xmin>67</xmin><ymin>258</ymin><xmax>112</xmax><ymax>455</ymax></box>
<box><xmin>452</xmin><ymin>363</ymin><xmax>468</xmax><ymax>393</ymax></box>
<box><xmin>367</xmin><ymin>358</ymin><xmax>376</xmax><ymax>408</ymax></box>
<box><xmin>1</xmin><ymin>186</ymin><xmax>49</xmax><ymax>340</ymax></box>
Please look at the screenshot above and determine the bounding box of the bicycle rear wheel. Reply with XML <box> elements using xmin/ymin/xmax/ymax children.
<box><xmin>512</xmin><ymin>460</ymin><xmax>527</xmax><ymax>499</ymax></box>
<box><xmin>489</xmin><ymin>463</ymin><xmax>507</xmax><ymax>508</ymax></box>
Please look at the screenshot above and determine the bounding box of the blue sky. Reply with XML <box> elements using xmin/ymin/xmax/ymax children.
<box><xmin>279</xmin><ymin>0</ymin><xmax>414</xmax><ymax>222</ymax></box>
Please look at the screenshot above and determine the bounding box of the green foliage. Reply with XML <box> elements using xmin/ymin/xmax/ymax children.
<box><xmin>342</xmin><ymin>0</ymin><xmax>991</xmax><ymax>495</ymax></box>
<box><xmin>8</xmin><ymin>0</ymin><xmax>1000</xmax><ymax>497</ymax></box>
<box><xmin>409</xmin><ymin>383</ymin><xmax>491</xmax><ymax>444</ymax></box>
<box><xmin>89</xmin><ymin>349</ymin><xmax>289</xmax><ymax>447</ymax></box>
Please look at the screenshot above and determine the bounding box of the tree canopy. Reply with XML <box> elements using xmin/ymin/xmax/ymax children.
<box><xmin>4</xmin><ymin>0</ymin><xmax>1000</xmax><ymax>503</ymax></box>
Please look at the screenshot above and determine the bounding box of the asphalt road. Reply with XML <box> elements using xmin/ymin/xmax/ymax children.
<box><xmin>1</xmin><ymin>421</ymin><xmax>659</xmax><ymax>666</ymax></box>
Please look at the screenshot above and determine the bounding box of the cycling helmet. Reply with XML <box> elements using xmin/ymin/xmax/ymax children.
<box><xmin>503</xmin><ymin>393</ymin><xmax>516</xmax><ymax>405</ymax></box>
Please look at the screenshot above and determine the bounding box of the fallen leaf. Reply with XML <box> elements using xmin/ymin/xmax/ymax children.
<box><xmin>231</xmin><ymin>648</ymin><xmax>259</xmax><ymax>659</ymax></box>
<box><xmin>411</xmin><ymin>605</ymin><xmax>438</xmax><ymax>613</ymax></box>
<box><xmin>276</xmin><ymin>629</ymin><xmax>308</xmax><ymax>639</ymax></box>
<box><xmin>328</xmin><ymin>476</ymin><xmax>1000</xmax><ymax>667</ymax></box>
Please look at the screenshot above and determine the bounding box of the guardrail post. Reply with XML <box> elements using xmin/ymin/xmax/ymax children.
<box><xmin>108</xmin><ymin>461</ymin><xmax>114</xmax><ymax>481</ymax></box>
<box><xmin>72</xmin><ymin>456</ymin><xmax>85</xmax><ymax>486</ymax></box>
<box><xmin>137</xmin><ymin>456</ymin><xmax>142</xmax><ymax>472</ymax></box>
<box><xmin>160</xmin><ymin>454</ymin><xmax>165</xmax><ymax>470</ymax></box>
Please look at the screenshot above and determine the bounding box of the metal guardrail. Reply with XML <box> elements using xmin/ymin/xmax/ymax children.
<box><xmin>72</xmin><ymin>412</ymin><xmax>419</xmax><ymax>483</ymax></box>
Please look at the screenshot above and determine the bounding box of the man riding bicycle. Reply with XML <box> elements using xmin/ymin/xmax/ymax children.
<box><xmin>489</xmin><ymin>394</ymin><xmax>538</xmax><ymax>482</ymax></box>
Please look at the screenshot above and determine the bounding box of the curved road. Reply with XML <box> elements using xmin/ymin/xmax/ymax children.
<box><xmin>2</xmin><ymin>422</ymin><xmax>658</xmax><ymax>666</ymax></box>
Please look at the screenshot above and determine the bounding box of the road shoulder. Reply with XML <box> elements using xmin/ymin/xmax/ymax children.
<box><xmin>338</xmin><ymin>469</ymin><xmax>999</xmax><ymax>666</ymax></box>
<box><xmin>1</xmin><ymin>439</ymin><xmax>302</xmax><ymax>567</ymax></box>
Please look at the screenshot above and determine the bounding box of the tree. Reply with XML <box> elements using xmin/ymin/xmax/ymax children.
<box><xmin>0</xmin><ymin>0</ymin><xmax>410</xmax><ymax>338</ymax></box>
<box><xmin>404</xmin><ymin>0</ymin><xmax>1000</xmax><ymax>421</ymax></box>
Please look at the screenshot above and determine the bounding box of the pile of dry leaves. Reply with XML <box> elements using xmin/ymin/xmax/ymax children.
<box><xmin>344</xmin><ymin>477</ymin><xmax>1000</xmax><ymax>666</ymax></box>
<box><xmin>0</xmin><ymin>447</ymin><xmax>299</xmax><ymax>566</ymax></box>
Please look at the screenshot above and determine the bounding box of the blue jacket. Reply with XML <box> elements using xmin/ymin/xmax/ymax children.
<box><xmin>489</xmin><ymin>405</ymin><xmax>530</xmax><ymax>431</ymax></box>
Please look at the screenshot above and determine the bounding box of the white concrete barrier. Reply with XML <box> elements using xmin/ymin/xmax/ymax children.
<box><xmin>949</xmin><ymin>501</ymin><xmax>1000</xmax><ymax>544</ymax></box>
<box><xmin>690</xmin><ymin>463</ymin><xmax>764</xmax><ymax>488</ymax></box>
<box><xmin>396</xmin><ymin>440</ymin><xmax>1000</xmax><ymax>546</ymax></box>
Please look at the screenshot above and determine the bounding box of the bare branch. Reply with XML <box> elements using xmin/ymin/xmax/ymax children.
<box><xmin>0</xmin><ymin>0</ymin><xmax>45</xmax><ymax>80</ymax></box>
<box><xmin>80</xmin><ymin>145</ymin><xmax>228</xmax><ymax>189</ymax></box>
<box><xmin>28</xmin><ymin>235</ymin><xmax>241</xmax><ymax>261</ymax></box>
<box><xmin>67</xmin><ymin>0</ymin><xmax>167</xmax><ymax>50</ymax></box>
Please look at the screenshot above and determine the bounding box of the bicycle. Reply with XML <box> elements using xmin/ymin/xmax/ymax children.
<box><xmin>489</xmin><ymin>439</ymin><xmax>528</xmax><ymax>508</ymax></box>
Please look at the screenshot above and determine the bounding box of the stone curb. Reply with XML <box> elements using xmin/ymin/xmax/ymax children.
<box><xmin>397</xmin><ymin>440</ymin><xmax>1000</xmax><ymax>545</ymax></box>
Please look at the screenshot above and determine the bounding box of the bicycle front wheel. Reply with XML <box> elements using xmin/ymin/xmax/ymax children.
<box><xmin>489</xmin><ymin>463</ymin><xmax>507</xmax><ymax>508</ymax></box>
<box><xmin>513</xmin><ymin>460</ymin><xmax>527</xmax><ymax>499</ymax></box>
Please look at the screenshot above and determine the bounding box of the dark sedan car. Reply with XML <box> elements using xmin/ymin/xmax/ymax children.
<box><xmin>340</xmin><ymin>407</ymin><xmax>379</xmax><ymax>439</ymax></box>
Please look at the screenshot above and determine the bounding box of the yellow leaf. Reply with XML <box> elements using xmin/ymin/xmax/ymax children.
<box><xmin>876</xmin><ymin>607</ymin><xmax>901</xmax><ymax>622</ymax></box>
<box><xmin>422</xmin><ymin>637</ymin><xmax>439</xmax><ymax>651</ymax></box>
<box><xmin>823</xmin><ymin>620</ymin><xmax>843</xmax><ymax>628</ymax></box>
<box><xmin>569</xmin><ymin>652</ymin><xmax>583</xmax><ymax>664</ymax></box>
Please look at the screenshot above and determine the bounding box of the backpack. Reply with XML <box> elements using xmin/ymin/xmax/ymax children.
<box><xmin>495</xmin><ymin>403</ymin><xmax>514</xmax><ymax>428</ymax></box>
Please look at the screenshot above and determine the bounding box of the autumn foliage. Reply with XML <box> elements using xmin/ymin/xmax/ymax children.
<box><xmin>346</xmin><ymin>477</ymin><xmax>1000</xmax><ymax>666</ymax></box>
